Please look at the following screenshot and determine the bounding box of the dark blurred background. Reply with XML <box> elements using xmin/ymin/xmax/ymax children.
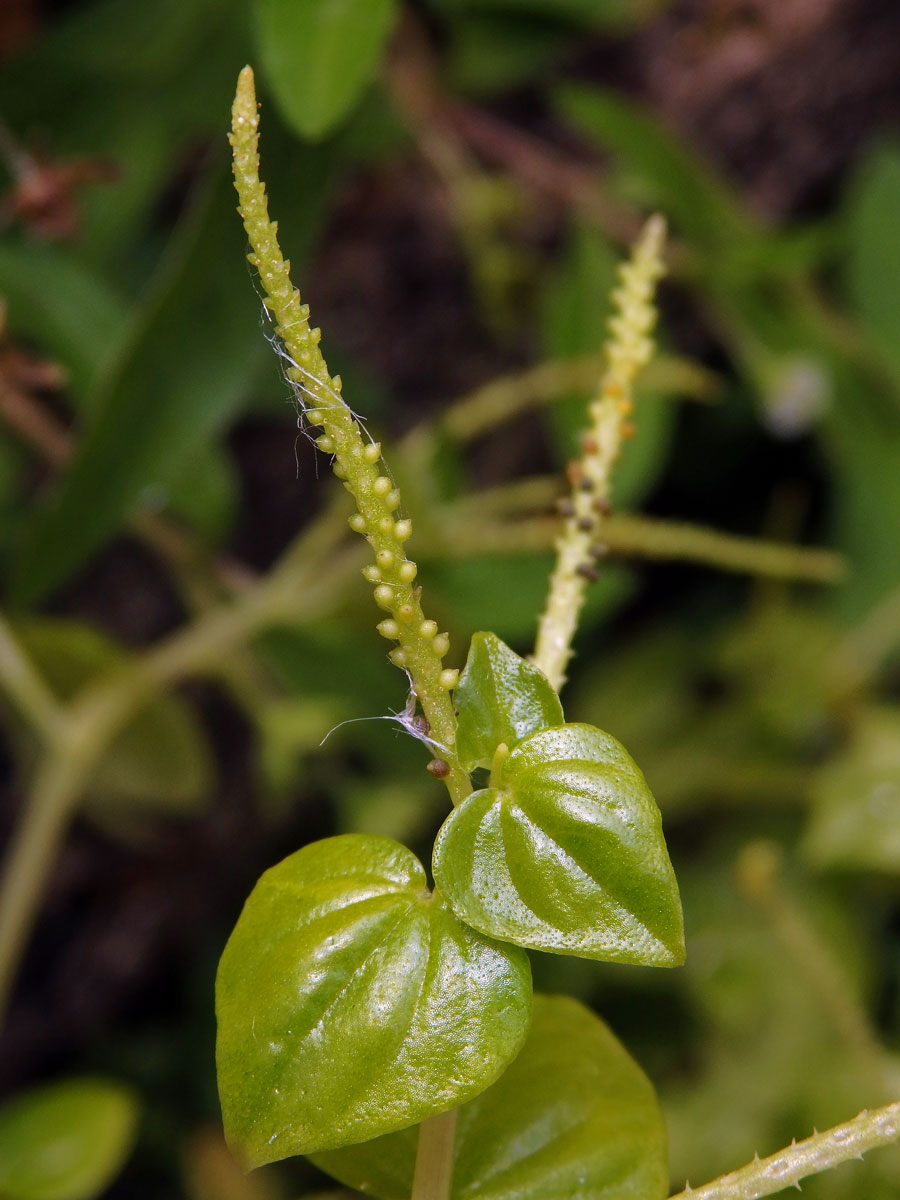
<box><xmin>1</xmin><ymin>1</ymin><xmax>900</xmax><ymax>1197</ymax></box>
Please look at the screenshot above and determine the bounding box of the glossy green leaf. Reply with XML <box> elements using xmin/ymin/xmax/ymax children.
<box><xmin>455</xmin><ymin>632</ymin><xmax>563</xmax><ymax>771</ymax></box>
<box><xmin>0</xmin><ymin>1077</ymin><xmax>139</xmax><ymax>1200</ymax></box>
<box><xmin>254</xmin><ymin>0</ymin><xmax>398</xmax><ymax>140</ymax></box>
<box><xmin>16</xmin><ymin>619</ymin><xmax>212</xmax><ymax>816</ymax></box>
<box><xmin>313</xmin><ymin>993</ymin><xmax>668</xmax><ymax>1200</ymax></box>
<box><xmin>216</xmin><ymin>834</ymin><xmax>532</xmax><ymax>1165</ymax></box>
<box><xmin>433</xmin><ymin>723</ymin><xmax>684</xmax><ymax>965</ymax></box>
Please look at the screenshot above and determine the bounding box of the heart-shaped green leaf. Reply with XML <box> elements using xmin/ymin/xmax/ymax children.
<box><xmin>312</xmin><ymin>993</ymin><xmax>669</xmax><ymax>1200</ymax></box>
<box><xmin>216</xmin><ymin>834</ymin><xmax>532</xmax><ymax>1165</ymax></box>
<box><xmin>433</xmin><ymin>723</ymin><xmax>684</xmax><ymax>965</ymax></box>
<box><xmin>0</xmin><ymin>1077</ymin><xmax>139</xmax><ymax>1200</ymax></box>
<box><xmin>455</xmin><ymin>632</ymin><xmax>563</xmax><ymax>771</ymax></box>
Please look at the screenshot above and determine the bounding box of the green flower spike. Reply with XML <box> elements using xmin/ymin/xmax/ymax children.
<box><xmin>534</xmin><ymin>215</ymin><xmax>667</xmax><ymax>692</ymax></box>
<box><xmin>230</xmin><ymin>67</ymin><xmax>469</xmax><ymax>804</ymax></box>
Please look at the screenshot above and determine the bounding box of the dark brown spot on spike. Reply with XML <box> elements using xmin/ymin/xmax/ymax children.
<box><xmin>577</xmin><ymin>517</ymin><xmax>593</xmax><ymax>532</ymax></box>
<box><xmin>593</xmin><ymin>498</ymin><xmax>612</xmax><ymax>516</ymax></box>
<box><xmin>576</xmin><ymin>562</ymin><xmax>599</xmax><ymax>581</ymax></box>
<box><xmin>579</xmin><ymin>478</ymin><xmax>594</xmax><ymax>492</ymax></box>
<box><xmin>426</xmin><ymin>758</ymin><xmax>450</xmax><ymax>778</ymax></box>
<box><xmin>411</xmin><ymin>715</ymin><xmax>431</xmax><ymax>737</ymax></box>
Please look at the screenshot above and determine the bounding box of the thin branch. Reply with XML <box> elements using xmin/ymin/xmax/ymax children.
<box><xmin>0</xmin><ymin>522</ymin><xmax>361</xmax><ymax>1026</ymax></box>
<box><xmin>669</xmin><ymin>1101</ymin><xmax>900</xmax><ymax>1199</ymax></box>
<box><xmin>441</xmin><ymin>353</ymin><xmax>717</xmax><ymax>443</ymax></box>
<box><xmin>439</xmin><ymin>510</ymin><xmax>845</xmax><ymax>584</ymax></box>
<box><xmin>0</xmin><ymin>613</ymin><xmax>62</xmax><ymax>740</ymax></box>
<box><xmin>736</xmin><ymin>841</ymin><xmax>900</xmax><ymax>1099</ymax></box>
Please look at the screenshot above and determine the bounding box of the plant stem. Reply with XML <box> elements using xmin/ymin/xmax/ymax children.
<box><xmin>0</xmin><ymin>691</ymin><xmax>122</xmax><ymax>1020</ymax></box>
<box><xmin>668</xmin><ymin>1100</ymin><xmax>900</xmax><ymax>1199</ymax></box>
<box><xmin>736</xmin><ymin>841</ymin><xmax>900</xmax><ymax>1098</ymax></box>
<box><xmin>230</xmin><ymin>66</ymin><xmax>470</xmax><ymax>806</ymax></box>
<box><xmin>533</xmin><ymin>216</ymin><xmax>666</xmax><ymax>691</ymax></box>
<box><xmin>411</xmin><ymin>1109</ymin><xmax>458</xmax><ymax>1200</ymax></box>
<box><xmin>0</xmin><ymin>613</ymin><xmax>62</xmax><ymax>740</ymax></box>
<box><xmin>440</xmin><ymin>353</ymin><xmax>715</xmax><ymax>443</ymax></box>
<box><xmin>0</xmin><ymin>533</ymin><xmax>358</xmax><ymax>1026</ymax></box>
<box><xmin>441</xmin><ymin>502</ymin><xmax>844</xmax><ymax>584</ymax></box>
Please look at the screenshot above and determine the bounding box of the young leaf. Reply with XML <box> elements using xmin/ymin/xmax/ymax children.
<box><xmin>253</xmin><ymin>0</ymin><xmax>398</xmax><ymax>140</ymax></box>
<box><xmin>216</xmin><ymin>834</ymin><xmax>532</xmax><ymax>1165</ymax></box>
<box><xmin>455</xmin><ymin>632</ymin><xmax>563</xmax><ymax>770</ymax></box>
<box><xmin>0</xmin><ymin>1077</ymin><xmax>139</xmax><ymax>1200</ymax></box>
<box><xmin>312</xmin><ymin>993</ymin><xmax>669</xmax><ymax>1200</ymax></box>
<box><xmin>433</xmin><ymin>723</ymin><xmax>684</xmax><ymax>965</ymax></box>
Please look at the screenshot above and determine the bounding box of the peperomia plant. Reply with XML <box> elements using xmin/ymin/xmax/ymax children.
<box><xmin>216</xmin><ymin>67</ymin><xmax>900</xmax><ymax>1200</ymax></box>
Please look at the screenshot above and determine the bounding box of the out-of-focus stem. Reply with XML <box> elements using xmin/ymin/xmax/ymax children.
<box><xmin>0</xmin><ymin>525</ymin><xmax>359</xmax><ymax>1027</ymax></box>
<box><xmin>737</xmin><ymin>841</ymin><xmax>900</xmax><ymax>1099</ymax></box>
<box><xmin>0</xmin><ymin>613</ymin><xmax>62</xmax><ymax>740</ymax></box>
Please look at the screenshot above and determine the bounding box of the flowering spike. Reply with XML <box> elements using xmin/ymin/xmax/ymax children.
<box><xmin>230</xmin><ymin>66</ymin><xmax>467</xmax><ymax>805</ymax></box>
<box><xmin>533</xmin><ymin>216</ymin><xmax>666</xmax><ymax>693</ymax></box>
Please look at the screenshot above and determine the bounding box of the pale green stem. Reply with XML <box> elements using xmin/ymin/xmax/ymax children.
<box><xmin>830</xmin><ymin>580</ymin><xmax>900</xmax><ymax>700</ymax></box>
<box><xmin>440</xmin><ymin>506</ymin><xmax>844</xmax><ymax>585</ymax></box>
<box><xmin>0</xmin><ymin>614</ymin><xmax>63</xmax><ymax>741</ymax></box>
<box><xmin>411</xmin><ymin>1109</ymin><xmax>458</xmax><ymax>1200</ymax></box>
<box><xmin>669</xmin><ymin>1101</ymin><xmax>900</xmax><ymax>1199</ymax></box>
<box><xmin>442</xmin><ymin>353</ymin><xmax>716</xmax><ymax>443</ymax></box>
<box><xmin>0</xmin><ymin>690</ymin><xmax>124</xmax><ymax>1020</ymax></box>
<box><xmin>0</xmin><ymin>534</ymin><xmax>358</xmax><ymax>1027</ymax></box>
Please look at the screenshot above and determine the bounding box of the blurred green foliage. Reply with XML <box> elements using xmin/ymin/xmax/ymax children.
<box><xmin>0</xmin><ymin>1</ymin><xmax>899</xmax><ymax>1198</ymax></box>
